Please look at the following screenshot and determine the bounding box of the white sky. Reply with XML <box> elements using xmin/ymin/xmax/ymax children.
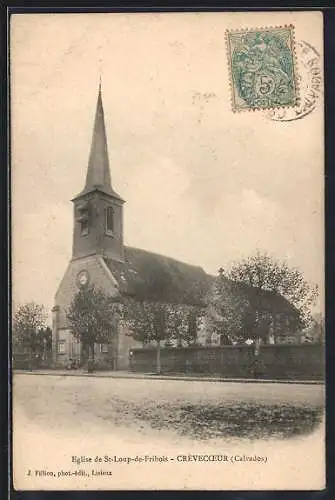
<box><xmin>11</xmin><ymin>12</ymin><xmax>324</xmax><ymax>316</ymax></box>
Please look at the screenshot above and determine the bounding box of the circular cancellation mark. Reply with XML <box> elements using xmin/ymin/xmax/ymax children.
<box><xmin>265</xmin><ymin>40</ymin><xmax>322</xmax><ymax>122</ymax></box>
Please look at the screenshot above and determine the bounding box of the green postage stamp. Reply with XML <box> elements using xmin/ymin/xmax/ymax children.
<box><xmin>226</xmin><ymin>26</ymin><xmax>299</xmax><ymax>111</ymax></box>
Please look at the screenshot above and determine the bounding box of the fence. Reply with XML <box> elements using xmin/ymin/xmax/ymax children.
<box><xmin>13</xmin><ymin>351</ymin><xmax>53</xmax><ymax>370</ymax></box>
<box><xmin>129</xmin><ymin>343</ymin><xmax>325</xmax><ymax>380</ymax></box>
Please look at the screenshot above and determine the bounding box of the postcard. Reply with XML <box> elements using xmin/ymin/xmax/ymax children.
<box><xmin>11</xmin><ymin>11</ymin><xmax>325</xmax><ymax>490</ymax></box>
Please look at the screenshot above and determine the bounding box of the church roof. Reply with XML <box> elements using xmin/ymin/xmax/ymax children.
<box><xmin>73</xmin><ymin>82</ymin><xmax>124</xmax><ymax>201</ymax></box>
<box><xmin>105</xmin><ymin>248</ymin><xmax>299</xmax><ymax>316</ymax></box>
<box><xmin>104</xmin><ymin>246</ymin><xmax>213</xmax><ymax>306</ymax></box>
<box><xmin>241</xmin><ymin>284</ymin><xmax>299</xmax><ymax>316</ymax></box>
<box><xmin>211</xmin><ymin>277</ymin><xmax>299</xmax><ymax>317</ymax></box>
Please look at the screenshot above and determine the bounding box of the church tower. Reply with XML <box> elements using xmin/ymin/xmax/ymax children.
<box><xmin>53</xmin><ymin>83</ymin><xmax>128</xmax><ymax>368</ymax></box>
<box><xmin>72</xmin><ymin>82</ymin><xmax>125</xmax><ymax>262</ymax></box>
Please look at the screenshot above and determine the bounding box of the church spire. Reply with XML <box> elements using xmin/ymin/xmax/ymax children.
<box><xmin>75</xmin><ymin>81</ymin><xmax>122</xmax><ymax>200</ymax></box>
<box><xmin>71</xmin><ymin>82</ymin><xmax>125</xmax><ymax>262</ymax></box>
<box><xmin>85</xmin><ymin>81</ymin><xmax>112</xmax><ymax>192</ymax></box>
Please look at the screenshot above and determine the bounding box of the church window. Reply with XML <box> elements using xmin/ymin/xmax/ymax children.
<box><xmin>105</xmin><ymin>206</ymin><xmax>114</xmax><ymax>234</ymax></box>
<box><xmin>101</xmin><ymin>344</ymin><xmax>109</xmax><ymax>353</ymax></box>
<box><xmin>77</xmin><ymin>202</ymin><xmax>89</xmax><ymax>236</ymax></box>
<box><xmin>57</xmin><ymin>341</ymin><xmax>66</xmax><ymax>354</ymax></box>
<box><xmin>80</xmin><ymin>218</ymin><xmax>89</xmax><ymax>235</ymax></box>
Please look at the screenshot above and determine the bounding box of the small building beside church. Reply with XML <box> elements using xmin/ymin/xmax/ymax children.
<box><xmin>52</xmin><ymin>86</ymin><xmax>301</xmax><ymax>370</ymax></box>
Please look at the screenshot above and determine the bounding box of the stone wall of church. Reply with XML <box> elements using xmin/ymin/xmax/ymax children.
<box><xmin>55</xmin><ymin>255</ymin><xmax>119</xmax><ymax>329</ymax></box>
<box><xmin>53</xmin><ymin>328</ymin><xmax>81</xmax><ymax>367</ymax></box>
<box><xmin>116</xmin><ymin>321</ymin><xmax>142</xmax><ymax>370</ymax></box>
<box><xmin>53</xmin><ymin>254</ymin><xmax>120</xmax><ymax>367</ymax></box>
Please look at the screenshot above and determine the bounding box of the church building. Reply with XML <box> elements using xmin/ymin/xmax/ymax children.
<box><xmin>52</xmin><ymin>85</ymin><xmax>211</xmax><ymax>369</ymax></box>
<box><xmin>52</xmin><ymin>85</ymin><xmax>301</xmax><ymax>370</ymax></box>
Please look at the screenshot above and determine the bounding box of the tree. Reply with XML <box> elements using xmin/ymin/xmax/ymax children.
<box><xmin>13</xmin><ymin>302</ymin><xmax>48</xmax><ymax>363</ymax></box>
<box><xmin>66</xmin><ymin>285</ymin><xmax>119</xmax><ymax>372</ymax></box>
<box><xmin>185</xmin><ymin>307</ymin><xmax>199</xmax><ymax>346</ymax></box>
<box><xmin>221</xmin><ymin>250</ymin><xmax>318</xmax><ymax>333</ymax></box>
<box><xmin>301</xmin><ymin>312</ymin><xmax>325</xmax><ymax>344</ymax></box>
<box><xmin>165</xmin><ymin>305</ymin><xmax>186</xmax><ymax>347</ymax></box>
<box><xmin>313</xmin><ymin>313</ymin><xmax>325</xmax><ymax>344</ymax></box>
<box><xmin>163</xmin><ymin>305</ymin><xmax>199</xmax><ymax>347</ymax></box>
<box><xmin>205</xmin><ymin>276</ymin><xmax>249</xmax><ymax>343</ymax></box>
<box><xmin>123</xmin><ymin>298</ymin><xmax>168</xmax><ymax>374</ymax></box>
<box><xmin>36</xmin><ymin>327</ymin><xmax>53</xmax><ymax>361</ymax></box>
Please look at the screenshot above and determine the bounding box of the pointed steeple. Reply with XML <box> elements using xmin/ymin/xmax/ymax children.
<box><xmin>76</xmin><ymin>81</ymin><xmax>123</xmax><ymax>200</ymax></box>
<box><xmin>71</xmin><ymin>82</ymin><xmax>125</xmax><ymax>262</ymax></box>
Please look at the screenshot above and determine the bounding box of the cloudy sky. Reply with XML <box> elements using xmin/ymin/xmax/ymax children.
<box><xmin>11</xmin><ymin>11</ymin><xmax>324</xmax><ymax>316</ymax></box>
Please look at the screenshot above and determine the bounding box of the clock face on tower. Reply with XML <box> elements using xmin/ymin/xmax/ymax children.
<box><xmin>77</xmin><ymin>270</ymin><xmax>90</xmax><ymax>288</ymax></box>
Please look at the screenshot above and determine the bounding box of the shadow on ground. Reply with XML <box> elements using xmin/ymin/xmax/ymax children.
<box><xmin>107</xmin><ymin>399</ymin><xmax>324</xmax><ymax>441</ymax></box>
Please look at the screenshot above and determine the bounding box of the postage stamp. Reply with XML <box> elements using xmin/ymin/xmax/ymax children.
<box><xmin>226</xmin><ymin>26</ymin><xmax>299</xmax><ymax>111</ymax></box>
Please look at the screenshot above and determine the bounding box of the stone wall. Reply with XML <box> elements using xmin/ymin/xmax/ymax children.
<box><xmin>55</xmin><ymin>255</ymin><xmax>120</xmax><ymax>329</ymax></box>
<box><xmin>129</xmin><ymin>344</ymin><xmax>325</xmax><ymax>380</ymax></box>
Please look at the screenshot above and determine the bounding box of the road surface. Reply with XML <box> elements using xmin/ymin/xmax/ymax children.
<box><xmin>12</xmin><ymin>373</ymin><xmax>325</xmax><ymax>490</ymax></box>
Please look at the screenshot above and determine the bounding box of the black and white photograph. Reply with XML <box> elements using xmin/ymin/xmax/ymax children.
<box><xmin>11</xmin><ymin>11</ymin><xmax>325</xmax><ymax>490</ymax></box>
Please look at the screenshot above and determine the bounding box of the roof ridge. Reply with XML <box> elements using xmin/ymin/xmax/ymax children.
<box><xmin>124</xmin><ymin>245</ymin><xmax>207</xmax><ymax>273</ymax></box>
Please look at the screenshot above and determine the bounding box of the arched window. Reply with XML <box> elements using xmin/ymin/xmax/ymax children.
<box><xmin>105</xmin><ymin>206</ymin><xmax>114</xmax><ymax>234</ymax></box>
<box><xmin>77</xmin><ymin>202</ymin><xmax>89</xmax><ymax>235</ymax></box>
<box><xmin>80</xmin><ymin>218</ymin><xmax>89</xmax><ymax>235</ymax></box>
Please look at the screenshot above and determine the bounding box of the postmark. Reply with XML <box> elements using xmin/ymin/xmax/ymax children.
<box><xmin>265</xmin><ymin>40</ymin><xmax>322</xmax><ymax>122</ymax></box>
<box><xmin>226</xmin><ymin>26</ymin><xmax>299</xmax><ymax>112</ymax></box>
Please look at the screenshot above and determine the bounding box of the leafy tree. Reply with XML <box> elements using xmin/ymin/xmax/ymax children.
<box><xmin>301</xmin><ymin>312</ymin><xmax>325</xmax><ymax>343</ymax></box>
<box><xmin>123</xmin><ymin>298</ymin><xmax>168</xmax><ymax>374</ymax></box>
<box><xmin>13</xmin><ymin>302</ymin><xmax>48</xmax><ymax>360</ymax></box>
<box><xmin>36</xmin><ymin>327</ymin><xmax>53</xmax><ymax>361</ymax></box>
<box><xmin>163</xmin><ymin>305</ymin><xmax>200</xmax><ymax>347</ymax></box>
<box><xmin>165</xmin><ymin>305</ymin><xmax>186</xmax><ymax>347</ymax></box>
<box><xmin>221</xmin><ymin>250</ymin><xmax>318</xmax><ymax>333</ymax></box>
<box><xmin>313</xmin><ymin>313</ymin><xmax>325</xmax><ymax>344</ymax></box>
<box><xmin>66</xmin><ymin>285</ymin><xmax>119</xmax><ymax>371</ymax></box>
<box><xmin>185</xmin><ymin>307</ymin><xmax>199</xmax><ymax>346</ymax></box>
<box><xmin>205</xmin><ymin>276</ymin><xmax>249</xmax><ymax>343</ymax></box>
